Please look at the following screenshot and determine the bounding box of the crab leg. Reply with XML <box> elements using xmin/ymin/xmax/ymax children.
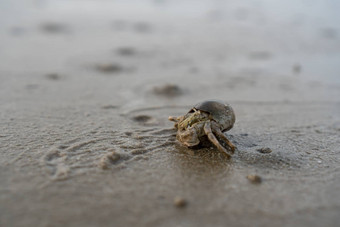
<box><xmin>168</xmin><ymin>116</ymin><xmax>179</xmax><ymax>122</ymax></box>
<box><xmin>211</xmin><ymin>122</ymin><xmax>236</xmax><ymax>154</ymax></box>
<box><xmin>169</xmin><ymin>115</ymin><xmax>186</xmax><ymax>129</ymax></box>
<box><xmin>203</xmin><ymin>121</ymin><xmax>233</xmax><ymax>158</ymax></box>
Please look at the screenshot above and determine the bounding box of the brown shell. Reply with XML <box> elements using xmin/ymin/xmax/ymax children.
<box><xmin>190</xmin><ymin>100</ymin><xmax>235</xmax><ymax>132</ymax></box>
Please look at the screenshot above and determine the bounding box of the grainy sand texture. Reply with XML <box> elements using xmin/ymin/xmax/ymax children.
<box><xmin>1</xmin><ymin>0</ymin><xmax>340</xmax><ymax>226</ymax></box>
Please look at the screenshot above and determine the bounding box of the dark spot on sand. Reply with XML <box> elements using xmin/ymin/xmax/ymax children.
<box><xmin>189</xmin><ymin>66</ymin><xmax>199</xmax><ymax>74</ymax></box>
<box><xmin>249</xmin><ymin>51</ymin><xmax>272</xmax><ymax>60</ymax></box>
<box><xmin>292</xmin><ymin>64</ymin><xmax>302</xmax><ymax>74</ymax></box>
<box><xmin>133</xmin><ymin>22</ymin><xmax>152</xmax><ymax>33</ymax></box>
<box><xmin>57</xmin><ymin>144</ymin><xmax>69</xmax><ymax>149</ymax></box>
<box><xmin>133</xmin><ymin>115</ymin><xmax>152</xmax><ymax>122</ymax></box>
<box><xmin>40</xmin><ymin>22</ymin><xmax>69</xmax><ymax>34</ymax></box>
<box><xmin>247</xmin><ymin>174</ymin><xmax>262</xmax><ymax>184</ymax></box>
<box><xmin>45</xmin><ymin>73</ymin><xmax>60</xmax><ymax>80</ymax></box>
<box><xmin>256</xmin><ymin>147</ymin><xmax>272</xmax><ymax>154</ymax></box>
<box><xmin>132</xmin><ymin>115</ymin><xmax>158</xmax><ymax>126</ymax></box>
<box><xmin>116</xmin><ymin>47</ymin><xmax>136</xmax><ymax>56</ymax></box>
<box><xmin>101</xmin><ymin>105</ymin><xmax>118</xmax><ymax>110</ymax></box>
<box><xmin>153</xmin><ymin>84</ymin><xmax>183</xmax><ymax>97</ymax></box>
<box><xmin>291</xmin><ymin>129</ymin><xmax>300</xmax><ymax>133</ymax></box>
<box><xmin>95</xmin><ymin>63</ymin><xmax>124</xmax><ymax>74</ymax></box>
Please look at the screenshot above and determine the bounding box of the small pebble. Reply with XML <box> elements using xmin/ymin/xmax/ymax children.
<box><xmin>246</xmin><ymin>175</ymin><xmax>262</xmax><ymax>184</ymax></box>
<box><xmin>173</xmin><ymin>196</ymin><xmax>187</xmax><ymax>208</ymax></box>
<box><xmin>98</xmin><ymin>151</ymin><xmax>121</xmax><ymax>169</ymax></box>
<box><xmin>256</xmin><ymin>147</ymin><xmax>272</xmax><ymax>154</ymax></box>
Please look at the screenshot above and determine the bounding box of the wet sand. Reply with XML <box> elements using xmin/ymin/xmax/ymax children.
<box><xmin>1</xmin><ymin>0</ymin><xmax>340</xmax><ymax>226</ymax></box>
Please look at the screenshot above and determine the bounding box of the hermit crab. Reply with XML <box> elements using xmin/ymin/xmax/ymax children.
<box><xmin>169</xmin><ymin>100</ymin><xmax>236</xmax><ymax>157</ymax></box>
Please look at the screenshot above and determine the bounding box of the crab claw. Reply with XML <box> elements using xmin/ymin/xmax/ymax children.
<box><xmin>168</xmin><ymin>116</ymin><xmax>178</xmax><ymax>122</ymax></box>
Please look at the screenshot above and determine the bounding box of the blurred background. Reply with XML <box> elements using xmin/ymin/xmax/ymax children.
<box><xmin>1</xmin><ymin>0</ymin><xmax>339</xmax><ymax>107</ymax></box>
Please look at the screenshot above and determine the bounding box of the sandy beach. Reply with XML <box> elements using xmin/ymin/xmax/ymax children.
<box><xmin>1</xmin><ymin>0</ymin><xmax>340</xmax><ymax>226</ymax></box>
